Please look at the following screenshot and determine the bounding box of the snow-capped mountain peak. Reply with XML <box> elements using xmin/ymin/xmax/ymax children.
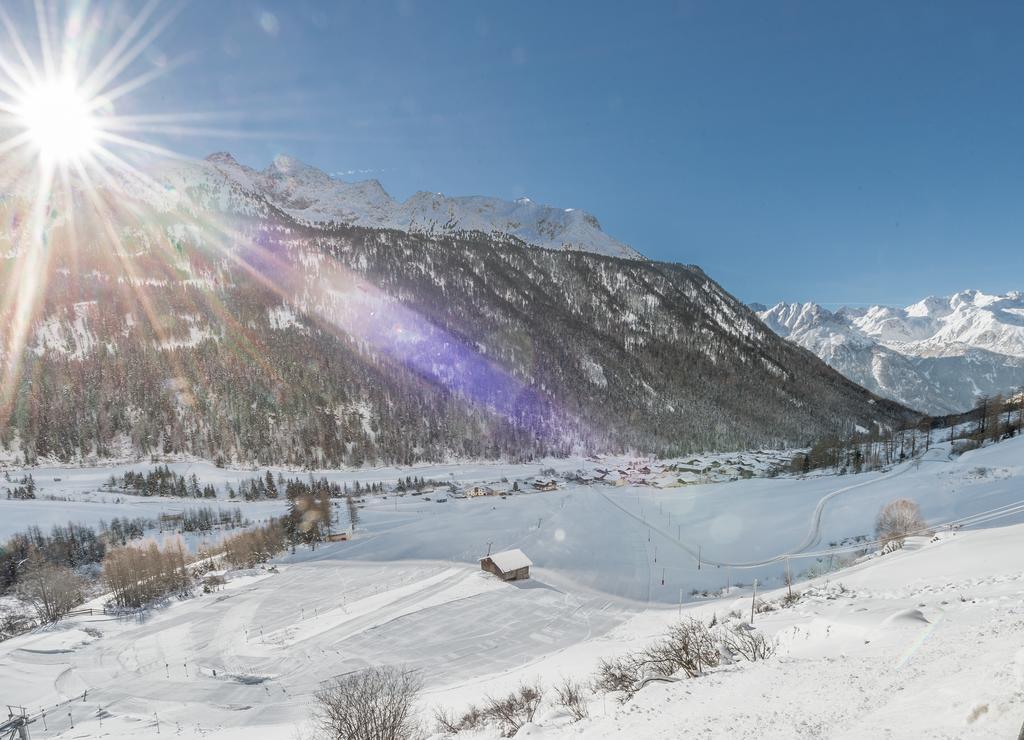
<box><xmin>757</xmin><ymin>291</ymin><xmax>1024</xmax><ymax>414</ymax></box>
<box><xmin>201</xmin><ymin>153</ymin><xmax>642</xmax><ymax>259</ymax></box>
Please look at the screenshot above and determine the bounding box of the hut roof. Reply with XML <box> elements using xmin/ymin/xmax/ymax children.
<box><xmin>482</xmin><ymin>548</ymin><xmax>532</xmax><ymax>573</ymax></box>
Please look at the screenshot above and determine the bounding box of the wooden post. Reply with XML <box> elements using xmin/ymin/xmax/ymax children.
<box><xmin>698</xmin><ymin>544</ymin><xmax>702</xmax><ymax>570</ymax></box>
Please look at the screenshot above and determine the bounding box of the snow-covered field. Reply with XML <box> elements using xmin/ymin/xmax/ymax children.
<box><xmin>1</xmin><ymin>437</ymin><xmax>1023</xmax><ymax>738</ymax></box>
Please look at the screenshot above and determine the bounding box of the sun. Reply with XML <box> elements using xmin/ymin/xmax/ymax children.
<box><xmin>14</xmin><ymin>76</ymin><xmax>100</xmax><ymax>164</ymax></box>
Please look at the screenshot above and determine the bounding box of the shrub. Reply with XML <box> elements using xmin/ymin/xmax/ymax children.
<box><xmin>433</xmin><ymin>704</ymin><xmax>483</xmax><ymax>734</ymax></box>
<box><xmin>722</xmin><ymin>626</ymin><xmax>776</xmax><ymax>662</ymax></box>
<box><xmin>554</xmin><ymin>678</ymin><xmax>589</xmax><ymax>722</ymax></box>
<box><xmin>594</xmin><ymin>618</ymin><xmax>721</xmax><ymax>703</ymax></box>
<box><xmin>593</xmin><ymin>654</ymin><xmax>643</xmax><ymax>702</ymax></box>
<box><xmin>315</xmin><ymin>666</ymin><xmax>422</xmax><ymax>740</ymax></box>
<box><xmin>482</xmin><ymin>682</ymin><xmax>544</xmax><ymax>737</ymax></box>
<box><xmin>637</xmin><ymin>618</ymin><xmax>720</xmax><ymax>679</ymax></box>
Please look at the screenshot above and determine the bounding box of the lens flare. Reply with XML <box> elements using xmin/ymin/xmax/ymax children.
<box><xmin>14</xmin><ymin>76</ymin><xmax>99</xmax><ymax>163</ymax></box>
<box><xmin>0</xmin><ymin>1</ymin><xmax>570</xmax><ymax>450</ymax></box>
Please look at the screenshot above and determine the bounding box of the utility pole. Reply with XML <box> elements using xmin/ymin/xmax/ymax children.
<box><xmin>751</xmin><ymin>579</ymin><xmax>758</xmax><ymax>623</ymax></box>
<box><xmin>697</xmin><ymin>544</ymin><xmax>702</xmax><ymax>570</ymax></box>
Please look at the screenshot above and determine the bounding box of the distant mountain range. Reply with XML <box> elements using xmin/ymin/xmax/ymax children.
<box><xmin>0</xmin><ymin>152</ymin><xmax>912</xmax><ymax>465</ymax></box>
<box><xmin>757</xmin><ymin>291</ymin><xmax>1024</xmax><ymax>415</ymax></box>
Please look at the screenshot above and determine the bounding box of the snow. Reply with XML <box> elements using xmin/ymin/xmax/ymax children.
<box><xmin>201</xmin><ymin>153</ymin><xmax>644</xmax><ymax>260</ymax></box>
<box><xmin>484</xmin><ymin>548</ymin><xmax>533</xmax><ymax>573</ymax></box>
<box><xmin>763</xmin><ymin>289</ymin><xmax>1024</xmax><ymax>360</ymax></box>
<box><xmin>1</xmin><ymin>436</ymin><xmax>1023</xmax><ymax>737</ymax></box>
<box><xmin>758</xmin><ymin>292</ymin><xmax>1024</xmax><ymax>413</ymax></box>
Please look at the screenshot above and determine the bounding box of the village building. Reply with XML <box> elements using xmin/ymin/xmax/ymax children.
<box><xmin>467</xmin><ymin>485</ymin><xmax>495</xmax><ymax>497</ymax></box>
<box><xmin>479</xmin><ymin>548</ymin><xmax>532</xmax><ymax>581</ymax></box>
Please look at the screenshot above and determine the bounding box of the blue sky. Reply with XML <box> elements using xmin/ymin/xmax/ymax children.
<box><xmin>32</xmin><ymin>1</ymin><xmax>1024</xmax><ymax>306</ymax></box>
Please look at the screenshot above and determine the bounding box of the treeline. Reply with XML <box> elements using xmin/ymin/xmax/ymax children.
<box><xmin>283</xmin><ymin>478</ymin><xmax>336</xmax><ymax>549</ymax></box>
<box><xmin>218</xmin><ymin>519</ymin><xmax>286</xmax><ymax>569</ymax></box>
<box><xmin>104</xmin><ymin>539</ymin><xmax>191</xmax><ymax>609</ymax></box>
<box><xmin>178</xmin><ymin>506</ymin><xmax>246</xmax><ymax>533</ymax></box>
<box><xmin>791</xmin><ymin>391</ymin><xmax>1024</xmax><ymax>474</ymax></box>
<box><xmin>3</xmin><ymin>473</ymin><xmax>36</xmax><ymax>500</ymax></box>
<box><xmin>1</xmin><ymin>505</ymin><xmax>251</xmax><ymax>593</ymax></box>
<box><xmin>110</xmin><ymin>467</ymin><xmax>217</xmax><ymax>498</ymax></box>
<box><xmin>0</xmin><ymin>523</ymin><xmax>106</xmax><ymax>589</ymax></box>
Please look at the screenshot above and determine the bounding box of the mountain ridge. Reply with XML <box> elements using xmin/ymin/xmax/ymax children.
<box><xmin>200</xmin><ymin>152</ymin><xmax>643</xmax><ymax>260</ymax></box>
<box><xmin>758</xmin><ymin>291</ymin><xmax>1024</xmax><ymax>414</ymax></box>
<box><xmin>0</xmin><ymin>157</ymin><xmax>914</xmax><ymax>465</ymax></box>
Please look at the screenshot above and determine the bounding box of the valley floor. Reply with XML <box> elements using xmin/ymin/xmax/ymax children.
<box><xmin>0</xmin><ymin>437</ymin><xmax>1022</xmax><ymax>738</ymax></box>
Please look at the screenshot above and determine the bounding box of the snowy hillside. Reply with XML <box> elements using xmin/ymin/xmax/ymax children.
<box><xmin>759</xmin><ymin>290</ymin><xmax>1024</xmax><ymax>414</ymax></box>
<box><xmin>200</xmin><ymin>152</ymin><xmax>643</xmax><ymax>259</ymax></box>
<box><xmin>2</xmin><ymin>434</ymin><xmax>1024</xmax><ymax>738</ymax></box>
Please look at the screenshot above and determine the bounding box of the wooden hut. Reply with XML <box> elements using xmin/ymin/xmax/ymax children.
<box><xmin>479</xmin><ymin>548</ymin><xmax>532</xmax><ymax>581</ymax></box>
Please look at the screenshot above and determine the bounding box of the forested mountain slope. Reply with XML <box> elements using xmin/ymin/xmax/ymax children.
<box><xmin>0</xmin><ymin>157</ymin><xmax>913</xmax><ymax>466</ymax></box>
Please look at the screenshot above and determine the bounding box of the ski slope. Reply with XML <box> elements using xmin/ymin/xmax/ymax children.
<box><xmin>0</xmin><ymin>436</ymin><xmax>1022</xmax><ymax>738</ymax></box>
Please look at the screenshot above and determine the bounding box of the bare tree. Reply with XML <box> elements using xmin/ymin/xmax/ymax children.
<box><xmin>16</xmin><ymin>555</ymin><xmax>84</xmax><ymax>623</ymax></box>
<box><xmin>103</xmin><ymin>538</ymin><xmax>191</xmax><ymax>609</ymax></box>
<box><xmin>875</xmin><ymin>498</ymin><xmax>927</xmax><ymax>548</ymax></box>
<box><xmin>315</xmin><ymin>666</ymin><xmax>422</xmax><ymax>740</ymax></box>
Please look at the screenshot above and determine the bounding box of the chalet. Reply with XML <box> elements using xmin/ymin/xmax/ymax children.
<box><xmin>479</xmin><ymin>548</ymin><xmax>532</xmax><ymax>581</ymax></box>
<box><xmin>467</xmin><ymin>485</ymin><xmax>495</xmax><ymax>497</ymax></box>
<box><xmin>327</xmin><ymin>531</ymin><xmax>350</xmax><ymax>542</ymax></box>
<box><xmin>531</xmin><ymin>479</ymin><xmax>558</xmax><ymax>492</ymax></box>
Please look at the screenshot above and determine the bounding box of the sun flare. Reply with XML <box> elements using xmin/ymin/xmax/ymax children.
<box><xmin>14</xmin><ymin>77</ymin><xmax>100</xmax><ymax>164</ymax></box>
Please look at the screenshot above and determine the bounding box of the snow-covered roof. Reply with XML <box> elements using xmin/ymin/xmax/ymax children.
<box><xmin>482</xmin><ymin>548</ymin><xmax>532</xmax><ymax>573</ymax></box>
